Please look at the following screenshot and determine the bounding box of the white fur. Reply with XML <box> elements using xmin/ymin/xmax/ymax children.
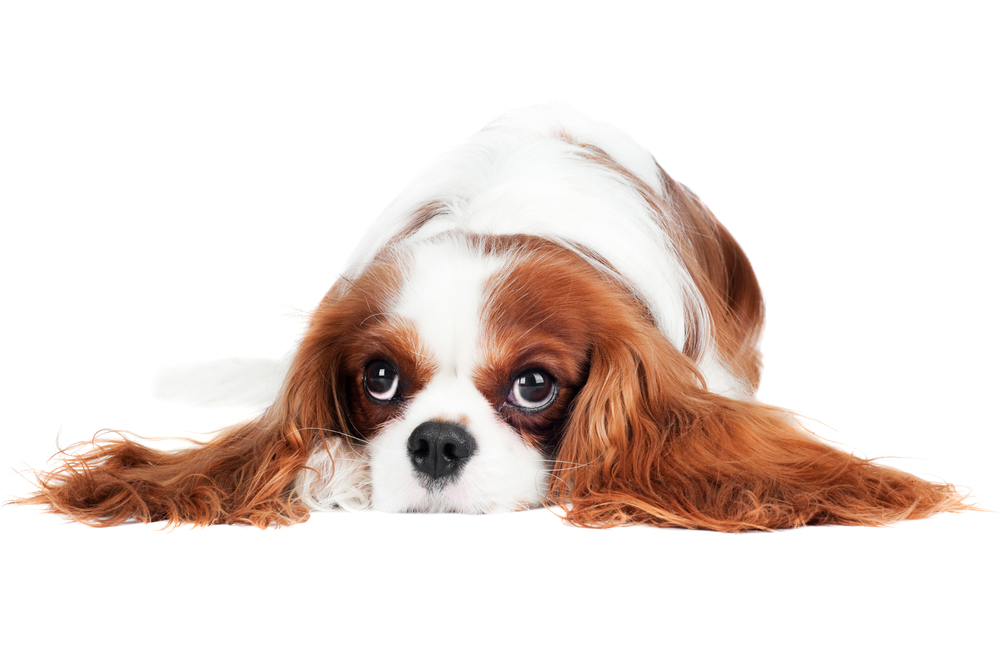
<box><xmin>295</xmin><ymin>439</ymin><xmax>372</xmax><ymax>511</ymax></box>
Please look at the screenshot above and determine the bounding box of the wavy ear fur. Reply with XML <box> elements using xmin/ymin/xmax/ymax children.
<box><xmin>17</xmin><ymin>283</ymin><xmax>360</xmax><ymax>528</ymax></box>
<box><xmin>20</xmin><ymin>421</ymin><xmax>310</xmax><ymax>528</ymax></box>
<box><xmin>549</xmin><ymin>317</ymin><xmax>969</xmax><ymax>531</ymax></box>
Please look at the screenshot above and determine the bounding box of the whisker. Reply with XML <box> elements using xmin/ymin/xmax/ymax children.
<box><xmin>539</xmin><ymin>456</ymin><xmax>598</xmax><ymax>470</ymax></box>
<box><xmin>291</xmin><ymin>427</ymin><xmax>371</xmax><ymax>445</ymax></box>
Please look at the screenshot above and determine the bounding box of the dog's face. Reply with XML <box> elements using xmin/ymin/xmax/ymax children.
<box><xmin>331</xmin><ymin>233</ymin><xmax>627</xmax><ymax>513</ymax></box>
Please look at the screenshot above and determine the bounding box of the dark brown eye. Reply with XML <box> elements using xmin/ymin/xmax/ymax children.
<box><xmin>508</xmin><ymin>370</ymin><xmax>557</xmax><ymax>411</ymax></box>
<box><xmin>364</xmin><ymin>361</ymin><xmax>399</xmax><ymax>402</ymax></box>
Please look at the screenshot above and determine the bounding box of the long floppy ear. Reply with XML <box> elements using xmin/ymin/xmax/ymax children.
<box><xmin>549</xmin><ymin>322</ymin><xmax>970</xmax><ymax>531</ymax></box>
<box><xmin>17</xmin><ymin>289</ymin><xmax>358</xmax><ymax>528</ymax></box>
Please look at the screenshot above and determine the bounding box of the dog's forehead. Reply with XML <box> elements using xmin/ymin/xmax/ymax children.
<box><xmin>390</xmin><ymin>235</ymin><xmax>511</xmax><ymax>376</ymax></box>
<box><xmin>385</xmin><ymin>233</ymin><xmax>608</xmax><ymax>394</ymax></box>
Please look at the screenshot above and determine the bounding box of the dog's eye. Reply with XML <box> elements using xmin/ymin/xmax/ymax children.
<box><xmin>364</xmin><ymin>361</ymin><xmax>399</xmax><ymax>402</ymax></box>
<box><xmin>508</xmin><ymin>370</ymin><xmax>557</xmax><ymax>411</ymax></box>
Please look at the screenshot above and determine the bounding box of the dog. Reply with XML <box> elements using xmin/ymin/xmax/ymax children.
<box><xmin>21</xmin><ymin>105</ymin><xmax>969</xmax><ymax>530</ymax></box>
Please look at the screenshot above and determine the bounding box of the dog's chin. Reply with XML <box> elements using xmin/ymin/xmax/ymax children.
<box><xmin>374</xmin><ymin>485</ymin><xmax>542</xmax><ymax>515</ymax></box>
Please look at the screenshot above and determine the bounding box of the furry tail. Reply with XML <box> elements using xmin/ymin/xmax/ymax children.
<box><xmin>152</xmin><ymin>354</ymin><xmax>293</xmax><ymax>409</ymax></box>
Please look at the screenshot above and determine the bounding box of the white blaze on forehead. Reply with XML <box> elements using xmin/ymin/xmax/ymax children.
<box><xmin>391</xmin><ymin>234</ymin><xmax>509</xmax><ymax>377</ymax></box>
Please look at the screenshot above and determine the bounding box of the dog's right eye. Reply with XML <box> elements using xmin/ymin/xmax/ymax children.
<box><xmin>364</xmin><ymin>361</ymin><xmax>399</xmax><ymax>402</ymax></box>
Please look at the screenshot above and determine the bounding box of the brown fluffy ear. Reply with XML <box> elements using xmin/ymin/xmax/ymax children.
<box><xmin>18</xmin><ymin>420</ymin><xmax>310</xmax><ymax>528</ymax></box>
<box><xmin>548</xmin><ymin>322</ymin><xmax>970</xmax><ymax>531</ymax></box>
<box><xmin>16</xmin><ymin>348</ymin><xmax>343</xmax><ymax>527</ymax></box>
<box><xmin>16</xmin><ymin>287</ymin><xmax>359</xmax><ymax>528</ymax></box>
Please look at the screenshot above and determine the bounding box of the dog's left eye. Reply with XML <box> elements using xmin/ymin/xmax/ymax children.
<box><xmin>364</xmin><ymin>361</ymin><xmax>399</xmax><ymax>402</ymax></box>
<box><xmin>508</xmin><ymin>370</ymin><xmax>557</xmax><ymax>411</ymax></box>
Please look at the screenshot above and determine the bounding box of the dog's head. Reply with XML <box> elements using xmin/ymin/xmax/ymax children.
<box><xmin>22</xmin><ymin>105</ymin><xmax>967</xmax><ymax>530</ymax></box>
<box><xmin>294</xmin><ymin>232</ymin><xmax>688</xmax><ymax>514</ymax></box>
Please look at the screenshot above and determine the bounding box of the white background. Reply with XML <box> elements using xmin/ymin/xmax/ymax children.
<box><xmin>1</xmin><ymin>2</ymin><xmax>997</xmax><ymax>666</ymax></box>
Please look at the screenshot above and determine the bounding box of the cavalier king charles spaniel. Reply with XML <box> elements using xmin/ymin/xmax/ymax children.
<box><xmin>22</xmin><ymin>105</ymin><xmax>969</xmax><ymax>531</ymax></box>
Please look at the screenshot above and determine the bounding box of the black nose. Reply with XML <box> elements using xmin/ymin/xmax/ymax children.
<box><xmin>407</xmin><ymin>421</ymin><xmax>477</xmax><ymax>481</ymax></box>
